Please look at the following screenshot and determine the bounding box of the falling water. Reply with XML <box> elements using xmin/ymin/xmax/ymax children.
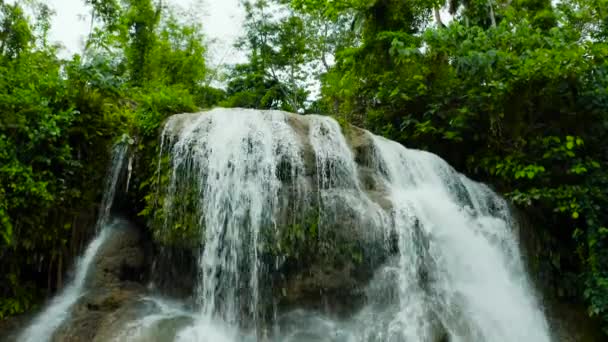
<box><xmin>368</xmin><ymin>136</ymin><xmax>550</xmax><ymax>341</ymax></box>
<box><xmin>156</xmin><ymin>110</ymin><xmax>305</xmax><ymax>340</ymax></box>
<box><xmin>141</xmin><ymin>108</ymin><xmax>552</xmax><ymax>342</ymax></box>
<box><xmin>97</xmin><ymin>143</ymin><xmax>129</xmax><ymax>228</ymax></box>
<box><xmin>18</xmin><ymin>143</ymin><xmax>129</xmax><ymax>342</ymax></box>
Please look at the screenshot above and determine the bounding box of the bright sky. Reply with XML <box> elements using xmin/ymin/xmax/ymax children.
<box><xmin>44</xmin><ymin>0</ymin><xmax>245</xmax><ymax>65</ymax></box>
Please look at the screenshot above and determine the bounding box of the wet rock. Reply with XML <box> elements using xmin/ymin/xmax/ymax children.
<box><xmin>515</xmin><ymin>208</ymin><xmax>605</xmax><ymax>341</ymax></box>
<box><xmin>276</xmin><ymin>261</ymin><xmax>368</xmax><ymax>317</ymax></box>
<box><xmin>286</xmin><ymin>113</ymin><xmax>316</xmax><ymax>176</ymax></box>
<box><xmin>87</xmin><ymin>220</ymin><xmax>146</xmax><ymax>287</ymax></box>
<box><xmin>52</xmin><ymin>285</ymin><xmax>146</xmax><ymax>342</ymax></box>
<box><xmin>0</xmin><ymin>315</ymin><xmax>31</xmax><ymax>342</ymax></box>
<box><xmin>343</xmin><ymin>125</ymin><xmax>376</xmax><ymax>167</ymax></box>
<box><xmin>546</xmin><ymin>300</ymin><xmax>604</xmax><ymax>342</ymax></box>
<box><xmin>51</xmin><ymin>219</ymin><xmax>148</xmax><ymax>342</ymax></box>
<box><xmin>150</xmin><ymin>247</ymin><xmax>198</xmax><ymax>299</ymax></box>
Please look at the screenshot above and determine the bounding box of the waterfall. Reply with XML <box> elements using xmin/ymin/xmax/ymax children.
<box><xmin>18</xmin><ymin>143</ymin><xmax>129</xmax><ymax>342</ymax></box>
<box><xmin>156</xmin><ymin>110</ymin><xmax>300</xmax><ymax>340</ymax></box>
<box><xmin>143</xmin><ymin>108</ymin><xmax>551</xmax><ymax>342</ymax></box>
<box><xmin>369</xmin><ymin>136</ymin><xmax>550</xmax><ymax>341</ymax></box>
<box><xmin>18</xmin><ymin>109</ymin><xmax>553</xmax><ymax>342</ymax></box>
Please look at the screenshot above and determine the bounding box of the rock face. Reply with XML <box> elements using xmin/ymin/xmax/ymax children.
<box><xmin>515</xmin><ymin>209</ymin><xmax>605</xmax><ymax>342</ymax></box>
<box><xmin>274</xmin><ymin>259</ymin><xmax>368</xmax><ymax>317</ymax></box>
<box><xmin>0</xmin><ymin>315</ymin><xmax>31</xmax><ymax>342</ymax></box>
<box><xmin>88</xmin><ymin>220</ymin><xmax>146</xmax><ymax>287</ymax></box>
<box><xmin>51</xmin><ymin>218</ymin><xmax>148</xmax><ymax>342</ymax></box>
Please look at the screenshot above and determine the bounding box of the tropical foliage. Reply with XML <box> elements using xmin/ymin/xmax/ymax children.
<box><xmin>0</xmin><ymin>0</ymin><xmax>223</xmax><ymax>318</ymax></box>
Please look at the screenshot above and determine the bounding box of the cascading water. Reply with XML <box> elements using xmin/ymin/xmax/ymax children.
<box><xmin>135</xmin><ymin>108</ymin><xmax>551</xmax><ymax>342</ymax></box>
<box><xmin>155</xmin><ymin>110</ymin><xmax>304</xmax><ymax>341</ymax></box>
<box><xmin>368</xmin><ymin>136</ymin><xmax>550</xmax><ymax>341</ymax></box>
<box><xmin>18</xmin><ymin>143</ymin><xmax>129</xmax><ymax>342</ymax></box>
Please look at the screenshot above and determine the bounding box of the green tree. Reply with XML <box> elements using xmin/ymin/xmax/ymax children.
<box><xmin>223</xmin><ymin>0</ymin><xmax>325</xmax><ymax>112</ymax></box>
<box><xmin>0</xmin><ymin>0</ymin><xmax>127</xmax><ymax>317</ymax></box>
<box><xmin>0</xmin><ymin>0</ymin><xmax>220</xmax><ymax>319</ymax></box>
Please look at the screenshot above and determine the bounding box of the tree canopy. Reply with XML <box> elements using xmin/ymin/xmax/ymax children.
<box><xmin>0</xmin><ymin>0</ymin><xmax>224</xmax><ymax>318</ymax></box>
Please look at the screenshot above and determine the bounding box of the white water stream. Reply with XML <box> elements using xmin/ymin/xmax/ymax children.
<box><xmin>18</xmin><ymin>143</ymin><xmax>129</xmax><ymax>342</ymax></box>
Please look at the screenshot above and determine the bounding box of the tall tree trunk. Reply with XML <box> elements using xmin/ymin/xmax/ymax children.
<box><xmin>82</xmin><ymin>8</ymin><xmax>96</xmax><ymax>63</ymax></box>
<box><xmin>434</xmin><ymin>7</ymin><xmax>445</xmax><ymax>28</ymax></box>
<box><xmin>320</xmin><ymin>22</ymin><xmax>331</xmax><ymax>71</ymax></box>
<box><xmin>489</xmin><ymin>1</ymin><xmax>497</xmax><ymax>27</ymax></box>
<box><xmin>56</xmin><ymin>250</ymin><xmax>63</xmax><ymax>290</ymax></box>
<box><xmin>47</xmin><ymin>254</ymin><xmax>55</xmax><ymax>296</ymax></box>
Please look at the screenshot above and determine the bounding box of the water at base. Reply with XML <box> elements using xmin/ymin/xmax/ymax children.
<box><xmin>18</xmin><ymin>143</ymin><xmax>129</xmax><ymax>342</ymax></box>
<box><xmin>123</xmin><ymin>109</ymin><xmax>550</xmax><ymax>342</ymax></box>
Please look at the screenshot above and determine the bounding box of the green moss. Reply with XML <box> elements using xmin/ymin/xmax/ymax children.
<box><xmin>269</xmin><ymin>205</ymin><xmax>320</xmax><ymax>261</ymax></box>
<box><xmin>137</xmin><ymin>146</ymin><xmax>204</xmax><ymax>248</ymax></box>
<box><xmin>333</xmin><ymin>114</ymin><xmax>354</xmax><ymax>137</ymax></box>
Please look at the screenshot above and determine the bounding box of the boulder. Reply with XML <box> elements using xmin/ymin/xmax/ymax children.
<box><xmin>275</xmin><ymin>259</ymin><xmax>367</xmax><ymax>317</ymax></box>
<box><xmin>0</xmin><ymin>315</ymin><xmax>31</xmax><ymax>342</ymax></box>
<box><xmin>51</xmin><ymin>218</ymin><xmax>148</xmax><ymax>342</ymax></box>
<box><xmin>87</xmin><ymin>219</ymin><xmax>146</xmax><ymax>288</ymax></box>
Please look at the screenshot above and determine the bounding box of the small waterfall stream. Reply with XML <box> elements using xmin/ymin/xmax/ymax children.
<box><xmin>18</xmin><ymin>143</ymin><xmax>129</xmax><ymax>342</ymax></box>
